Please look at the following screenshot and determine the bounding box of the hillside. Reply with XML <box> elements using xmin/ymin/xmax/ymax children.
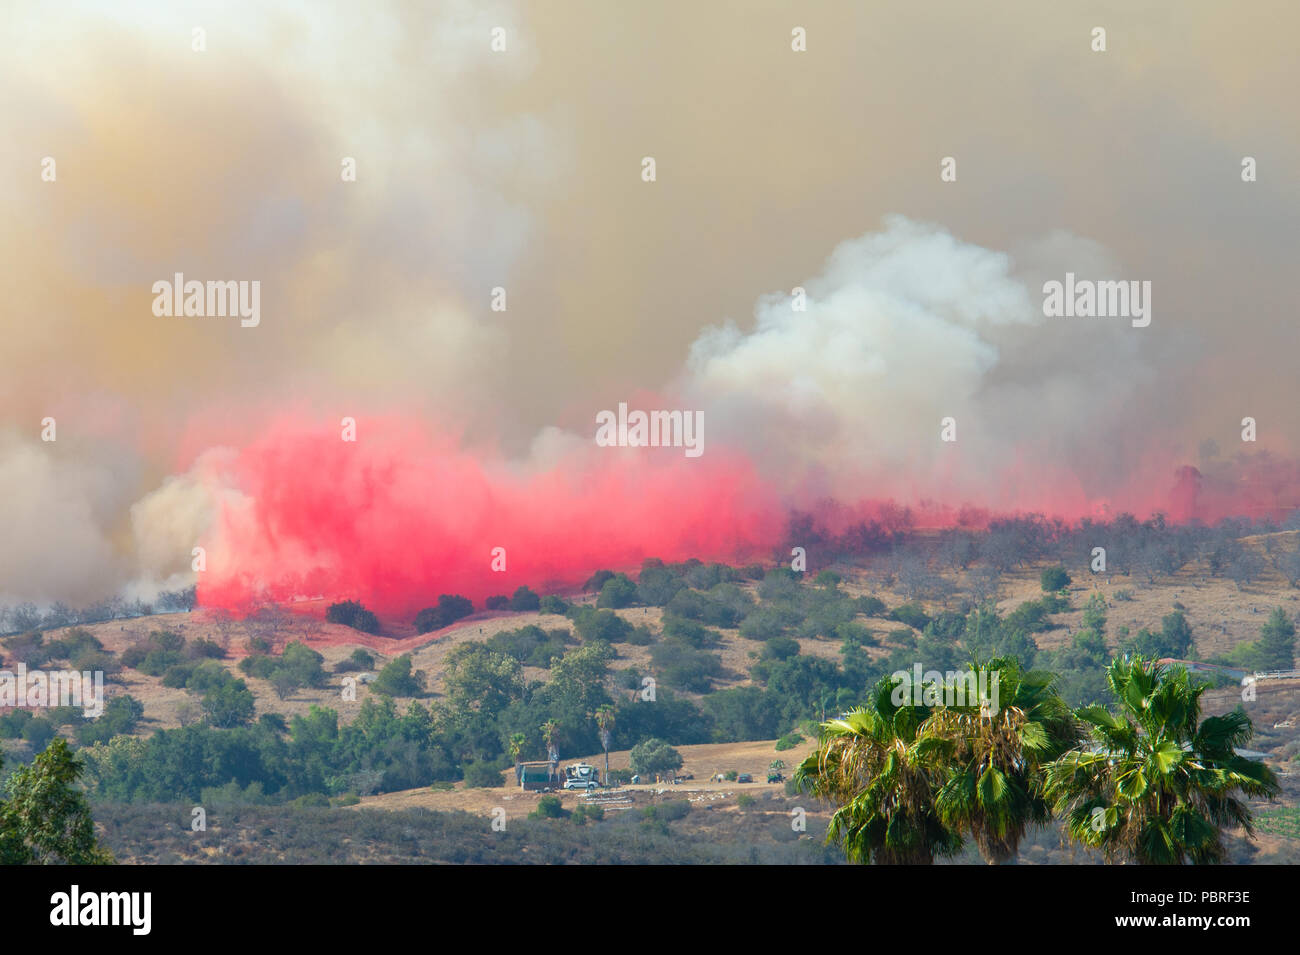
<box><xmin>24</xmin><ymin>541</ymin><xmax>1300</xmax><ymax>737</ymax></box>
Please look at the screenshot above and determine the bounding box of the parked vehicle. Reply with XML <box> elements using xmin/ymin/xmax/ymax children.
<box><xmin>562</xmin><ymin>762</ymin><xmax>600</xmax><ymax>789</ymax></box>
<box><xmin>736</xmin><ymin>773</ymin><xmax>753</xmax><ymax>783</ymax></box>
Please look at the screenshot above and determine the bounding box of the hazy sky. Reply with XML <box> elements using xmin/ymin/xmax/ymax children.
<box><xmin>1</xmin><ymin>0</ymin><xmax>1296</xmax><ymax>604</ymax></box>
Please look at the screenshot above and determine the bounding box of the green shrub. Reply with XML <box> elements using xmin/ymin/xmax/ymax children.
<box><xmin>371</xmin><ymin>655</ymin><xmax>425</xmax><ymax>696</ymax></box>
<box><xmin>509</xmin><ymin>586</ymin><xmax>541</xmax><ymax>612</ymax></box>
<box><xmin>888</xmin><ymin>603</ymin><xmax>931</xmax><ymax>630</ymax></box>
<box><xmin>462</xmin><ymin>761</ymin><xmax>506</xmax><ymax>788</ymax></box>
<box><xmin>856</xmin><ymin>595</ymin><xmax>887</xmax><ymax>617</ymax></box>
<box><xmin>774</xmin><ymin>732</ymin><xmax>804</xmax><ymax>751</ymax></box>
<box><xmin>124</xmin><ymin>630</ymin><xmax>187</xmax><ymax>674</ymax></box>
<box><xmin>1040</xmin><ymin>565</ymin><xmax>1071</xmax><ymax>591</ymax></box>
<box><xmin>70</xmin><ymin>647</ymin><xmax>120</xmax><ymax>675</ymax></box>
<box><xmin>585</xmin><ymin>570</ymin><xmax>616</xmax><ymax>593</ymax></box>
<box><xmin>625</xmin><ymin>625</ymin><xmax>655</xmax><ymax>646</ymax></box>
<box><xmin>654</xmin><ymin>800</ymin><xmax>691</xmax><ymax>822</ymax></box>
<box><xmin>739</xmin><ymin>606</ymin><xmax>799</xmax><ymax>641</ymax></box>
<box><xmin>185</xmin><ymin>639</ymin><xmax>226</xmax><ymax>660</ymax></box>
<box><xmin>650</xmin><ymin>639</ymin><xmax>722</xmax><ymax>692</ymax></box>
<box><xmin>44</xmin><ymin>628</ymin><xmax>104</xmax><ymax>662</ymax></box>
<box><xmin>568</xmin><ymin>606</ymin><xmax>632</xmax><ymax>643</ymax></box>
<box><xmin>187</xmin><ymin>638</ymin><xmax>227</xmax><ymax>660</ymax></box>
<box><xmin>597</xmin><ymin>574</ymin><xmax>638</xmax><ymax>609</ymax></box>
<box><xmin>530</xmin><ymin>795</ymin><xmax>566</xmax><ymax>819</ymax></box>
<box><xmin>201</xmin><ymin>679</ymin><xmax>255</xmax><ymax>727</ymax></box>
<box><xmin>334</xmin><ymin>648</ymin><xmax>376</xmax><ymax>673</ymax></box>
<box><xmin>75</xmin><ymin>695</ymin><xmax>143</xmax><ymax>745</ymax></box>
<box><xmin>187</xmin><ymin>659</ymin><xmax>235</xmax><ymax>693</ymax></box>
<box><xmin>327</xmin><ymin>600</ymin><xmax>382</xmax><ymax>634</ymax></box>
<box><xmin>162</xmin><ymin>662</ymin><xmax>197</xmax><ymax>688</ymax></box>
<box><xmin>762</xmin><ymin>637</ymin><xmax>800</xmax><ymax>661</ymax></box>
<box><xmin>539</xmin><ymin>595</ymin><xmax>570</xmax><ymax>615</ymax></box>
<box><xmin>666</xmin><ymin>588</ymin><xmax>742</xmax><ymax>627</ymax></box>
<box><xmin>239</xmin><ymin>654</ymin><xmax>278</xmax><ymax>680</ymax></box>
<box><xmin>21</xmin><ymin>717</ymin><xmax>56</xmax><ymax>749</ymax></box>
<box><xmin>0</xmin><ymin>708</ymin><xmax>33</xmax><ymax>739</ymax></box>
<box><xmin>2</xmin><ymin>631</ymin><xmax>52</xmax><ymax>667</ymax></box>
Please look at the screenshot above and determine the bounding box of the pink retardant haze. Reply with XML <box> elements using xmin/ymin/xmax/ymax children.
<box><xmin>194</xmin><ymin>417</ymin><xmax>1300</xmax><ymax>620</ymax></box>
<box><xmin>195</xmin><ymin>417</ymin><xmax>784</xmax><ymax>616</ymax></box>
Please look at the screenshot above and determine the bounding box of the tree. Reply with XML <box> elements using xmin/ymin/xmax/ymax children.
<box><xmin>1040</xmin><ymin>566</ymin><xmax>1071</xmax><ymax>592</ymax></box>
<box><xmin>597</xmin><ymin>574</ymin><xmax>637</xmax><ymax>609</ymax></box>
<box><xmin>442</xmin><ymin>646</ymin><xmax>522</xmax><ymax>716</ymax></box>
<box><xmin>0</xmin><ymin>739</ymin><xmax>114</xmax><ymax>864</ymax></box>
<box><xmin>413</xmin><ymin>594</ymin><xmax>475</xmax><ymax>634</ymax></box>
<box><xmin>539</xmin><ymin>594</ymin><xmax>569</xmax><ymax>615</ymax></box>
<box><xmin>371</xmin><ymin>655</ymin><xmax>427</xmax><ymax>697</ymax></box>
<box><xmin>1159</xmin><ymin>609</ymin><xmax>1194</xmax><ymax>659</ymax></box>
<box><xmin>795</xmin><ymin>677</ymin><xmax>961</xmax><ymax>865</ymax></box>
<box><xmin>325</xmin><ymin>600</ymin><xmax>381</xmax><ymax>634</ymax></box>
<box><xmin>547</xmin><ymin>642</ymin><xmax>616</xmax><ymax>713</ymax></box>
<box><xmin>636</xmin><ymin>566</ymin><xmax>685</xmax><ymax>606</ymax></box>
<box><xmin>508</xmin><ymin>732</ymin><xmax>527</xmax><ymax>783</ymax></box>
<box><xmin>541</xmin><ymin>719</ymin><xmax>560</xmax><ymax>766</ymax></box>
<box><xmin>584</xmin><ymin>570</ymin><xmax>616</xmax><ymax>593</ymax></box>
<box><xmin>1045</xmin><ymin>657</ymin><xmax>1279</xmax><ymax>864</ymax></box>
<box><xmin>629</xmin><ymin>737</ymin><xmax>682</xmax><ymax>782</ymax></box>
<box><xmin>1254</xmin><ymin>608</ymin><xmax>1296</xmax><ymax>671</ymax></box>
<box><xmin>509</xmin><ymin>586</ymin><xmax>541</xmax><ymax>612</ymax></box>
<box><xmin>922</xmin><ymin>658</ymin><xmax>1081</xmax><ymax>864</ymax></box>
<box><xmin>272</xmin><ymin>671</ymin><xmax>299</xmax><ymax>701</ymax></box>
<box><xmin>595</xmin><ymin>705</ymin><xmax>616</xmax><ymax>786</ymax></box>
<box><xmin>1125</xmin><ymin>609</ymin><xmax>1194</xmax><ymax>660</ymax></box>
<box><xmin>202</xmin><ymin>678</ymin><xmax>255</xmax><ymax>727</ymax></box>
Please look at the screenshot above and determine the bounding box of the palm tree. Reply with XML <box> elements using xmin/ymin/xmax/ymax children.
<box><xmin>1045</xmin><ymin>656</ymin><xmax>1280</xmax><ymax>864</ymax></box>
<box><xmin>594</xmin><ymin>705</ymin><xmax>616</xmax><ymax>786</ymax></box>
<box><xmin>795</xmin><ymin>676</ymin><xmax>962</xmax><ymax>864</ymax></box>
<box><xmin>541</xmin><ymin>719</ymin><xmax>560</xmax><ymax>768</ymax></box>
<box><xmin>921</xmin><ymin>657</ymin><xmax>1081</xmax><ymax>864</ymax></box>
<box><xmin>508</xmin><ymin>733</ymin><xmax>527</xmax><ymax>785</ymax></box>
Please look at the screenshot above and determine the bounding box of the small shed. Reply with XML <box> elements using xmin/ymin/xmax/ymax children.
<box><xmin>519</xmin><ymin>761</ymin><xmax>559</xmax><ymax>791</ymax></box>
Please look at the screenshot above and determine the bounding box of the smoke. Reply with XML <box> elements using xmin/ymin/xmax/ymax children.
<box><xmin>4</xmin><ymin>1</ymin><xmax>1298</xmax><ymax>613</ymax></box>
<box><xmin>143</xmin><ymin>217</ymin><xmax>1292</xmax><ymax>615</ymax></box>
<box><xmin>0</xmin><ymin>431</ymin><xmax>130</xmax><ymax>606</ymax></box>
<box><xmin>681</xmin><ymin>216</ymin><xmax>1157</xmax><ymax>515</ymax></box>
<box><xmin>14</xmin><ymin>213</ymin><xmax>1300</xmax><ymax>614</ymax></box>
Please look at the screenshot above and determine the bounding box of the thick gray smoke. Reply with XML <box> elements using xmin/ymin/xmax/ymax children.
<box><xmin>681</xmin><ymin>216</ymin><xmax>1153</xmax><ymax>510</ymax></box>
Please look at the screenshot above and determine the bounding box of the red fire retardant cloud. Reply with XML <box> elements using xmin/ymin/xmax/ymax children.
<box><xmin>196</xmin><ymin>417</ymin><xmax>784</xmax><ymax>617</ymax></box>
<box><xmin>195</xmin><ymin>416</ymin><xmax>1300</xmax><ymax>621</ymax></box>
